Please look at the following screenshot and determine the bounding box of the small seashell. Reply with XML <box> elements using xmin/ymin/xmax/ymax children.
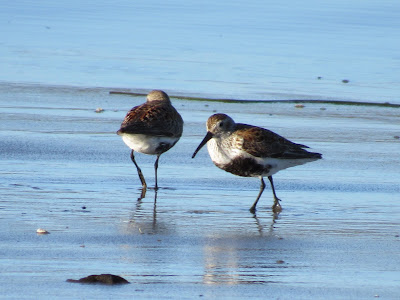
<box><xmin>36</xmin><ymin>228</ymin><xmax>49</xmax><ymax>234</ymax></box>
<box><xmin>95</xmin><ymin>107</ymin><xmax>104</xmax><ymax>113</ymax></box>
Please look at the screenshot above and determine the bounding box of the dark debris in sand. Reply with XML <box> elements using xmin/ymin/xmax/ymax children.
<box><xmin>67</xmin><ymin>274</ymin><xmax>129</xmax><ymax>285</ymax></box>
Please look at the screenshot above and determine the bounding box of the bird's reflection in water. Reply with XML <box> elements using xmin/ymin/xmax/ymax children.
<box><xmin>203</xmin><ymin>244</ymin><xmax>240</xmax><ymax>284</ymax></box>
<box><xmin>124</xmin><ymin>188</ymin><xmax>283</xmax><ymax>284</ymax></box>
<box><xmin>252</xmin><ymin>210</ymin><xmax>279</xmax><ymax>236</ymax></box>
<box><xmin>125</xmin><ymin>188</ymin><xmax>162</xmax><ymax>235</ymax></box>
<box><xmin>124</xmin><ymin>186</ymin><xmax>179</xmax><ymax>235</ymax></box>
<box><xmin>203</xmin><ymin>211</ymin><xmax>280</xmax><ymax>285</ymax></box>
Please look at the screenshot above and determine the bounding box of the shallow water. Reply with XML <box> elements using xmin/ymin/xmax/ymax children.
<box><xmin>1</xmin><ymin>0</ymin><xmax>400</xmax><ymax>103</ymax></box>
<box><xmin>1</xmin><ymin>84</ymin><xmax>399</xmax><ymax>299</ymax></box>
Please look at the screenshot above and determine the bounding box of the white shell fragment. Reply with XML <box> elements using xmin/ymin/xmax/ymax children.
<box><xmin>36</xmin><ymin>228</ymin><xmax>50</xmax><ymax>234</ymax></box>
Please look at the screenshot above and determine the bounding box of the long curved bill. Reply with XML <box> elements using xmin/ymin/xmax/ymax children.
<box><xmin>192</xmin><ymin>131</ymin><xmax>213</xmax><ymax>158</ymax></box>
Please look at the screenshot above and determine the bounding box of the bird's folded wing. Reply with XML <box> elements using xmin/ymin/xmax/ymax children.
<box><xmin>119</xmin><ymin>103</ymin><xmax>182</xmax><ymax>137</ymax></box>
<box><xmin>237</xmin><ymin>125</ymin><xmax>311</xmax><ymax>158</ymax></box>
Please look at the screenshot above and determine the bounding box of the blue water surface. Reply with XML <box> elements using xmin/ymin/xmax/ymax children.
<box><xmin>1</xmin><ymin>0</ymin><xmax>399</xmax><ymax>102</ymax></box>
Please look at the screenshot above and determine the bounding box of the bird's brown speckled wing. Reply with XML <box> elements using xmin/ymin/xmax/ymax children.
<box><xmin>119</xmin><ymin>101</ymin><xmax>183</xmax><ymax>137</ymax></box>
<box><xmin>235</xmin><ymin>124</ymin><xmax>316</xmax><ymax>159</ymax></box>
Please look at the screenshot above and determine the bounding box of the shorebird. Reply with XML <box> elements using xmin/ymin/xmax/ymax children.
<box><xmin>192</xmin><ymin>113</ymin><xmax>322</xmax><ymax>213</ymax></box>
<box><xmin>117</xmin><ymin>90</ymin><xmax>183</xmax><ymax>193</ymax></box>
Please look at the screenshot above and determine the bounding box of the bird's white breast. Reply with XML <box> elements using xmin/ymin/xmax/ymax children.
<box><xmin>121</xmin><ymin>133</ymin><xmax>178</xmax><ymax>155</ymax></box>
<box><xmin>207</xmin><ymin>136</ymin><xmax>319</xmax><ymax>177</ymax></box>
<box><xmin>207</xmin><ymin>138</ymin><xmax>241</xmax><ymax>165</ymax></box>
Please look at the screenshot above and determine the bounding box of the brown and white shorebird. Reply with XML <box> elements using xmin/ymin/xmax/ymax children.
<box><xmin>192</xmin><ymin>113</ymin><xmax>322</xmax><ymax>213</ymax></box>
<box><xmin>117</xmin><ymin>90</ymin><xmax>183</xmax><ymax>193</ymax></box>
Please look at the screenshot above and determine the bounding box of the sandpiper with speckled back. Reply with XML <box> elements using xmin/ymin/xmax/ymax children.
<box><xmin>192</xmin><ymin>113</ymin><xmax>322</xmax><ymax>213</ymax></box>
<box><xmin>117</xmin><ymin>90</ymin><xmax>183</xmax><ymax>194</ymax></box>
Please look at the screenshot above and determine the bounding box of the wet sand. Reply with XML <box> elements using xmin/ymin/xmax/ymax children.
<box><xmin>1</xmin><ymin>84</ymin><xmax>399</xmax><ymax>299</ymax></box>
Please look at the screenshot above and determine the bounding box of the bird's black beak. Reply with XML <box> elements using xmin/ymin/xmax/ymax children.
<box><xmin>192</xmin><ymin>131</ymin><xmax>213</xmax><ymax>158</ymax></box>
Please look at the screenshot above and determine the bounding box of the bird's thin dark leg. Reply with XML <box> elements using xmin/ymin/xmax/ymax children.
<box><xmin>154</xmin><ymin>154</ymin><xmax>161</xmax><ymax>190</ymax></box>
<box><xmin>130</xmin><ymin>150</ymin><xmax>147</xmax><ymax>192</ymax></box>
<box><xmin>268</xmin><ymin>176</ymin><xmax>282</xmax><ymax>213</ymax></box>
<box><xmin>250</xmin><ymin>177</ymin><xmax>266</xmax><ymax>213</ymax></box>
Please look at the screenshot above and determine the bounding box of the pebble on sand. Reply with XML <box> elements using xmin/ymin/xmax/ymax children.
<box><xmin>36</xmin><ymin>228</ymin><xmax>49</xmax><ymax>234</ymax></box>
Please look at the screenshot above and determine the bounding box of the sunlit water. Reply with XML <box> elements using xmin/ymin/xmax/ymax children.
<box><xmin>1</xmin><ymin>85</ymin><xmax>399</xmax><ymax>299</ymax></box>
<box><xmin>1</xmin><ymin>1</ymin><xmax>400</xmax><ymax>298</ymax></box>
<box><xmin>1</xmin><ymin>0</ymin><xmax>400</xmax><ymax>103</ymax></box>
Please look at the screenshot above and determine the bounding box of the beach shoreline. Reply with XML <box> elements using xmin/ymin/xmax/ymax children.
<box><xmin>1</xmin><ymin>83</ymin><xmax>399</xmax><ymax>299</ymax></box>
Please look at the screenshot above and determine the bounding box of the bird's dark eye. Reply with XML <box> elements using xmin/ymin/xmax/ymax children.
<box><xmin>219</xmin><ymin>122</ymin><xmax>224</xmax><ymax>127</ymax></box>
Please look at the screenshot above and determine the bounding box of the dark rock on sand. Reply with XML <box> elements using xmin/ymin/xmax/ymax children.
<box><xmin>67</xmin><ymin>274</ymin><xmax>129</xmax><ymax>285</ymax></box>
